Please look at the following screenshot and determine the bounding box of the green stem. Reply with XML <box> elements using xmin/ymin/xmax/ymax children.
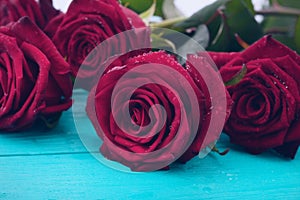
<box><xmin>255</xmin><ymin>0</ymin><xmax>300</xmax><ymax>16</ymax></box>
<box><xmin>150</xmin><ymin>16</ymin><xmax>187</xmax><ymax>29</ymax></box>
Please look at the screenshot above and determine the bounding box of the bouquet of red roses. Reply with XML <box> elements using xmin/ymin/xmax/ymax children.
<box><xmin>0</xmin><ymin>0</ymin><xmax>300</xmax><ymax>172</ymax></box>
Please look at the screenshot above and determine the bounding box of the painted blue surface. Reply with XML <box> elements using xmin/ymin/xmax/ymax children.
<box><xmin>0</xmin><ymin>92</ymin><xmax>300</xmax><ymax>199</ymax></box>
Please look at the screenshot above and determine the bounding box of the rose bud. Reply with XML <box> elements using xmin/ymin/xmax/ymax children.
<box><xmin>49</xmin><ymin>0</ymin><xmax>148</xmax><ymax>89</ymax></box>
<box><xmin>0</xmin><ymin>0</ymin><xmax>60</xmax><ymax>28</ymax></box>
<box><xmin>214</xmin><ymin>35</ymin><xmax>300</xmax><ymax>158</ymax></box>
<box><xmin>86</xmin><ymin>51</ymin><xmax>230</xmax><ymax>171</ymax></box>
<box><xmin>0</xmin><ymin>17</ymin><xmax>72</xmax><ymax>131</ymax></box>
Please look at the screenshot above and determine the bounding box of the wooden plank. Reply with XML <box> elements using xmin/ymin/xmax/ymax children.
<box><xmin>0</xmin><ymin>149</ymin><xmax>299</xmax><ymax>199</ymax></box>
<box><xmin>0</xmin><ymin>90</ymin><xmax>89</xmax><ymax>156</ymax></box>
<box><xmin>0</xmin><ymin>111</ymin><xmax>87</xmax><ymax>156</ymax></box>
<box><xmin>1</xmin><ymin>89</ymin><xmax>300</xmax><ymax>199</ymax></box>
<box><xmin>0</xmin><ymin>89</ymin><xmax>239</xmax><ymax>157</ymax></box>
<box><xmin>0</xmin><ymin>89</ymin><xmax>231</xmax><ymax>157</ymax></box>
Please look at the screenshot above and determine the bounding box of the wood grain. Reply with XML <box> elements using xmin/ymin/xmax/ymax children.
<box><xmin>0</xmin><ymin>91</ymin><xmax>299</xmax><ymax>199</ymax></box>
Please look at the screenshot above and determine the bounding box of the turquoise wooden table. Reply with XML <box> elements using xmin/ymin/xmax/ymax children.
<box><xmin>1</xmin><ymin>91</ymin><xmax>300</xmax><ymax>200</ymax></box>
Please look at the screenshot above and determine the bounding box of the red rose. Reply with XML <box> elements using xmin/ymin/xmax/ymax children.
<box><xmin>50</xmin><ymin>0</ymin><xmax>147</xmax><ymax>89</ymax></box>
<box><xmin>86</xmin><ymin>51</ymin><xmax>229</xmax><ymax>171</ymax></box>
<box><xmin>121</xmin><ymin>6</ymin><xmax>146</xmax><ymax>28</ymax></box>
<box><xmin>0</xmin><ymin>17</ymin><xmax>72</xmax><ymax>131</ymax></box>
<box><xmin>215</xmin><ymin>35</ymin><xmax>300</xmax><ymax>158</ymax></box>
<box><xmin>38</xmin><ymin>0</ymin><xmax>61</xmax><ymax>23</ymax></box>
<box><xmin>179</xmin><ymin>54</ymin><xmax>232</xmax><ymax>163</ymax></box>
<box><xmin>206</xmin><ymin>52</ymin><xmax>240</xmax><ymax>69</ymax></box>
<box><xmin>0</xmin><ymin>0</ymin><xmax>59</xmax><ymax>28</ymax></box>
<box><xmin>43</xmin><ymin>12</ymin><xmax>65</xmax><ymax>38</ymax></box>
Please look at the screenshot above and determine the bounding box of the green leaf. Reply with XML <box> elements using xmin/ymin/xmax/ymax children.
<box><xmin>272</xmin><ymin>34</ymin><xmax>298</xmax><ymax>51</ymax></box>
<box><xmin>174</xmin><ymin>0</ymin><xmax>231</xmax><ymax>29</ymax></box>
<box><xmin>225</xmin><ymin>64</ymin><xmax>247</xmax><ymax>86</ymax></box>
<box><xmin>276</xmin><ymin>0</ymin><xmax>300</xmax><ymax>9</ymax></box>
<box><xmin>262</xmin><ymin>16</ymin><xmax>297</xmax><ymax>35</ymax></box>
<box><xmin>150</xmin><ymin>16</ymin><xmax>187</xmax><ymax>31</ymax></box>
<box><xmin>198</xmin><ymin>0</ymin><xmax>262</xmax><ymax>51</ymax></box>
<box><xmin>162</xmin><ymin>0</ymin><xmax>184</xmax><ymax>19</ymax></box>
<box><xmin>224</xmin><ymin>0</ymin><xmax>263</xmax><ymax>51</ymax></box>
<box><xmin>294</xmin><ymin>17</ymin><xmax>300</xmax><ymax>52</ymax></box>
<box><xmin>207</xmin><ymin>15</ymin><xmax>231</xmax><ymax>51</ymax></box>
<box><xmin>174</xmin><ymin>0</ymin><xmax>262</xmax><ymax>52</ymax></box>
<box><xmin>242</xmin><ymin>0</ymin><xmax>255</xmax><ymax>15</ymax></box>
<box><xmin>205</xmin><ymin>14</ymin><xmax>222</xmax><ymax>43</ymax></box>
<box><xmin>121</xmin><ymin>0</ymin><xmax>164</xmax><ymax>17</ymax></box>
<box><xmin>178</xmin><ymin>25</ymin><xmax>210</xmax><ymax>54</ymax></box>
<box><xmin>262</xmin><ymin>0</ymin><xmax>299</xmax><ymax>34</ymax></box>
<box><xmin>151</xmin><ymin>33</ymin><xmax>176</xmax><ymax>52</ymax></box>
<box><xmin>139</xmin><ymin>0</ymin><xmax>156</xmax><ymax>25</ymax></box>
<box><xmin>261</xmin><ymin>0</ymin><xmax>300</xmax><ymax>52</ymax></box>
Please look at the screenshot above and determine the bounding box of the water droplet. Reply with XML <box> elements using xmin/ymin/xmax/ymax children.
<box><xmin>128</xmin><ymin>18</ymin><xmax>133</xmax><ymax>26</ymax></box>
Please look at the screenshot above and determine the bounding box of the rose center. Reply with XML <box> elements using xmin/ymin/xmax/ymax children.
<box><xmin>129</xmin><ymin>103</ymin><xmax>150</xmax><ymax>127</ymax></box>
<box><xmin>250</xmin><ymin>95</ymin><xmax>264</xmax><ymax>111</ymax></box>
